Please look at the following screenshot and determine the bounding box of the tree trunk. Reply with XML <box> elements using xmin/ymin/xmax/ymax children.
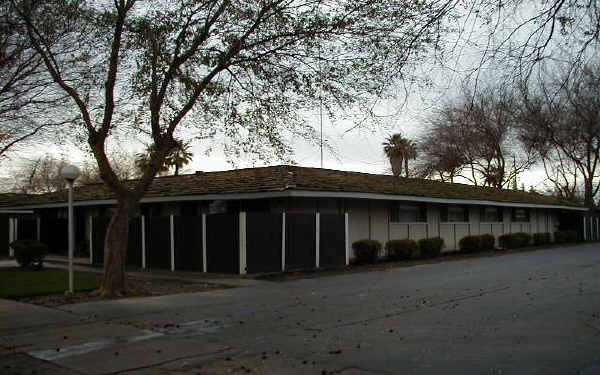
<box><xmin>390</xmin><ymin>155</ymin><xmax>403</xmax><ymax>177</ymax></box>
<box><xmin>101</xmin><ymin>197</ymin><xmax>135</xmax><ymax>297</ymax></box>
<box><xmin>584</xmin><ymin>178</ymin><xmax>594</xmax><ymax>209</ymax></box>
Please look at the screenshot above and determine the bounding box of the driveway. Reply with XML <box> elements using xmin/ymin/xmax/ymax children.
<box><xmin>2</xmin><ymin>244</ymin><xmax>600</xmax><ymax>374</ymax></box>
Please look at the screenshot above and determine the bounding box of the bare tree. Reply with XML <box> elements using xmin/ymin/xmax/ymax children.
<box><xmin>78</xmin><ymin>150</ymin><xmax>141</xmax><ymax>185</ymax></box>
<box><xmin>518</xmin><ymin>62</ymin><xmax>600</xmax><ymax>208</ymax></box>
<box><xmin>450</xmin><ymin>0</ymin><xmax>600</xmax><ymax>86</ymax></box>
<box><xmin>0</xmin><ymin>3</ymin><xmax>73</xmax><ymax>162</ymax></box>
<box><xmin>11</xmin><ymin>0</ymin><xmax>460</xmax><ymax>296</ymax></box>
<box><xmin>12</xmin><ymin>154</ymin><xmax>67</xmax><ymax>194</ymax></box>
<box><xmin>420</xmin><ymin>86</ymin><xmax>535</xmax><ymax>188</ymax></box>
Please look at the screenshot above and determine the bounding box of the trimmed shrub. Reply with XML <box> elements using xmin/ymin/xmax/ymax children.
<box><xmin>498</xmin><ymin>233</ymin><xmax>531</xmax><ymax>249</ymax></box>
<box><xmin>386</xmin><ymin>239</ymin><xmax>419</xmax><ymax>261</ymax></box>
<box><xmin>565</xmin><ymin>230</ymin><xmax>579</xmax><ymax>242</ymax></box>
<box><xmin>513</xmin><ymin>232</ymin><xmax>531</xmax><ymax>247</ymax></box>
<box><xmin>498</xmin><ymin>234</ymin><xmax>518</xmax><ymax>249</ymax></box>
<box><xmin>533</xmin><ymin>232</ymin><xmax>551</xmax><ymax>246</ymax></box>
<box><xmin>480</xmin><ymin>234</ymin><xmax>496</xmax><ymax>250</ymax></box>
<box><xmin>419</xmin><ymin>237</ymin><xmax>444</xmax><ymax>258</ymax></box>
<box><xmin>459</xmin><ymin>235</ymin><xmax>481</xmax><ymax>253</ymax></box>
<box><xmin>554</xmin><ymin>231</ymin><xmax>567</xmax><ymax>244</ymax></box>
<box><xmin>10</xmin><ymin>239</ymin><xmax>48</xmax><ymax>270</ymax></box>
<box><xmin>352</xmin><ymin>239</ymin><xmax>382</xmax><ymax>264</ymax></box>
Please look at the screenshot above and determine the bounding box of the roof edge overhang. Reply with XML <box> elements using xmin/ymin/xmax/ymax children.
<box><xmin>0</xmin><ymin>189</ymin><xmax>587</xmax><ymax>211</ymax></box>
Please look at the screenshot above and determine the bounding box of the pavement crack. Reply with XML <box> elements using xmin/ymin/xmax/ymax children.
<box><xmin>333</xmin><ymin>286</ymin><xmax>510</xmax><ymax>329</ymax></box>
<box><xmin>106</xmin><ymin>348</ymin><xmax>233</xmax><ymax>374</ymax></box>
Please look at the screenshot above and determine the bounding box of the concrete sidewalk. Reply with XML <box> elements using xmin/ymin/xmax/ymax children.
<box><xmin>45</xmin><ymin>257</ymin><xmax>266</xmax><ymax>288</ymax></box>
<box><xmin>2</xmin><ymin>256</ymin><xmax>267</xmax><ymax>288</ymax></box>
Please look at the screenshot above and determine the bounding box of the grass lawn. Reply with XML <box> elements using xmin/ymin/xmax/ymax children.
<box><xmin>0</xmin><ymin>268</ymin><xmax>101</xmax><ymax>298</ymax></box>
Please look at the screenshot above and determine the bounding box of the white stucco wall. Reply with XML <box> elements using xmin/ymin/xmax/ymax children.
<box><xmin>281</xmin><ymin>197</ymin><xmax>566</xmax><ymax>256</ymax></box>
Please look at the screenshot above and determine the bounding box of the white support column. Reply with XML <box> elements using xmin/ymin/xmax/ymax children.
<box><xmin>202</xmin><ymin>214</ymin><xmax>207</xmax><ymax>272</ymax></box>
<box><xmin>239</xmin><ymin>212</ymin><xmax>247</xmax><ymax>275</ymax></box>
<box><xmin>141</xmin><ymin>215</ymin><xmax>146</xmax><ymax>269</ymax></box>
<box><xmin>315</xmin><ymin>212</ymin><xmax>320</xmax><ymax>268</ymax></box>
<box><xmin>89</xmin><ymin>216</ymin><xmax>93</xmax><ymax>264</ymax></box>
<box><xmin>344</xmin><ymin>212</ymin><xmax>349</xmax><ymax>266</ymax></box>
<box><xmin>8</xmin><ymin>218</ymin><xmax>14</xmax><ymax>257</ymax></box>
<box><xmin>170</xmin><ymin>214</ymin><xmax>175</xmax><ymax>271</ymax></box>
<box><xmin>36</xmin><ymin>217</ymin><xmax>41</xmax><ymax>241</ymax></box>
<box><xmin>583</xmin><ymin>216</ymin><xmax>587</xmax><ymax>241</ymax></box>
<box><xmin>281</xmin><ymin>212</ymin><xmax>286</xmax><ymax>271</ymax></box>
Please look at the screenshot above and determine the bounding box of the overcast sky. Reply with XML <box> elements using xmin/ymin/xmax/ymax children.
<box><xmin>1</xmin><ymin>0</ymin><xmax>586</xmax><ymax>194</ymax></box>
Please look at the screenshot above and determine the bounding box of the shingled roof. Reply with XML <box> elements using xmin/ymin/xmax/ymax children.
<box><xmin>0</xmin><ymin>165</ymin><xmax>583</xmax><ymax>208</ymax></box>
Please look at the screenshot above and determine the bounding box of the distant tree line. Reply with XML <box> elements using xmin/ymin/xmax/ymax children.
<box><xmin>384</xmin><ymin>63</ymin><xmax>600</xmax><ymax>208</ymax></box>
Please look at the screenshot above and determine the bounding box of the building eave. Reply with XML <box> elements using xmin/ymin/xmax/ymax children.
<box><xmin>0</xmin><ymin>189</ymin><xmax>586</xmax><ymax>212</ymax></box>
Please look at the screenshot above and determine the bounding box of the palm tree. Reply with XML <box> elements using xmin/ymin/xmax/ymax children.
<box><xmin>383</xmin><ymin>133</ymin><xmax>417</xmax><ymax>178</ymax></box>
<box><xmin>135</xmin><ymin>140</ymin><xmax>193</xmax><ymax>176</ymax></box>
<box><xmin>165</xmin><ymin>140</ymin><xmax>193</xmax><ymax>176</ymax></box>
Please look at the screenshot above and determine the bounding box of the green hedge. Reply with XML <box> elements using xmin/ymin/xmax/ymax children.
<box><xmin>498</xmin><ymin>232</ymin><xmax>531</xmax><ymax>249</ymax></box>
<box><xmin>352</xmin><ymin>239</ymin><xmax>382</xmax><ymax>264</ymax></box>
<box><xmin>385</xmin><ymin>239</ymin><xmax>419</xmax><ymax>261</ymax></box>
<box><xmin>459</xmin><ymin>234</ymin><xmax>495</xmax><ymax>253</ymax></box>
<box><xmin>480</xmin><ymin>234</ymin><xmax>495</xmax><ymax>250</ymax></box>
<box><xmin>533</xmin><ymin>232</ymin><xmax>551</xmax><ymax>246</ymax></box>
<box><xmin>419</xmin><ymin>237</ymin><xmax>444</xmax><ymax>258</ymax></box>
<box><xmin>459</xmin><ymin>235</ymin><xmax>481</xmax><ymax>253</ymax></box>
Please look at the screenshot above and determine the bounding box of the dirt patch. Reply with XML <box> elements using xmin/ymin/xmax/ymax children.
<box><xmin>16</xmin><ymin>277</ymin><xmax>232</xmax><ymax>307</ymax></box>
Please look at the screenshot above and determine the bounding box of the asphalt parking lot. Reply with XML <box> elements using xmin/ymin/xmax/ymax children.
<box><xmin>2</xmin><ymin>243</ymin><xmax>600</xmax><ymax>374</ymax></box>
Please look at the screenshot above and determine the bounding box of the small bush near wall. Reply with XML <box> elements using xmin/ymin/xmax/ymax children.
<box><xmin>419</xmin><ymin>237</ymin><xmax>444</xmax><ymax>258</ymax></box>
<box><xmin>480</xmin><ymin>234</ymin><xmax>495</xmax><ymax>250</ymax></box>
<box><xmin>555</xmin><ymin>230</ymin><xmax>579</xmax><ymax>243</ymax></box>
<box><xmin>459</xmin><ymin>235</ymin><xmax>481</xmax><ymax>253</ymax></box>
<box><xmin>565</xmin><ymin>230</ymin><xmax>579</xmax><ymax>242</ymax></box>
<box><xmin>498</xmin><ymin>234</ymin><xmax>518</xmax><ymax>249</ymax></box>
<box><xmin>10</xmin><ymin>240</ymin><xmax>48</xmax><ymax>270</ymax></box>
<box><xmin>352</xmin><ymin>239</ymin><xmax>382</xmax><ymax>264</ymax></box>
<box><xmin>386</xmin><ymin>240</ymin><xmax>419</xmax><ymax>261</ymax></box>
<box><xmin>533</xmin><ymin>232</ymin><xmax>551</xmax><ymax>246</ymax></box>
<box><xmin>554</xmin><ymin>231</ymin><xmax>567</xmax><ymax>243</ymax></box>
<box><xmin>499</xmin><ymin>233</ymin><xmax>531</xmax><ymax>249</ymax></box>
<box><xmin>514</xmin><ymin>232</ymin><xmax>532</xmax><ymax>247</ymax></box>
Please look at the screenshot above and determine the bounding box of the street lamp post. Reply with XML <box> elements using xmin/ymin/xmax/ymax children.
<box><xmin>61</xmin><ymin>165</ymin><xmax>80</xmax><ymax>295</ymax></box>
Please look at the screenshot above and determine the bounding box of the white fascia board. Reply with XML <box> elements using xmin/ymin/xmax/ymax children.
<box><xmin>287</xmin><ymin>190</ymin><xmax>588</xmax><ymax>211</ymax></box>
<box><xmin>0</xmin><ymin>189</ymin><xmax>587</xmax><ymax>212</ymax></box>
<box><xmin>0</xmin><ymin>209</ymin><xmax>35</xmax><ymax>214</ymax></box>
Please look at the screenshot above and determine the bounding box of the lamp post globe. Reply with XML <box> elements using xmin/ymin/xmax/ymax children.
<box><xmin>60</xmin><ymin>165</ymin><xmax>80</xmax><ymax>184</ymax></box>
<box><xmin>61</xmin><ymin>164</ymin><xmax>79</xmax><ymax>295</ymax></box>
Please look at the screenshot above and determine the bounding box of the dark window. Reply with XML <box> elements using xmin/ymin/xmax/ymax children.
<box><xmin>511</xmin><ymin>208</ymin><xmax>530</xmax><ymax>222</ymax></box>
<box><xmin>441</xmin><ymin>205</ymin><xmax>469</xmax><ymax>222</ymax></box>
<box><xmin>390</xmin><ymin>203</ymin><xmax>427</xmax><ymax>223</ymax></box>
<box><xmin>480</xmin><ymin>206</ymin><xmax>503</xmax><ymax>222</ymax></box>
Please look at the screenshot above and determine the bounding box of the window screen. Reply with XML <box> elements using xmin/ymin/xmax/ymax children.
<box><xmin>480</xmin><ymin>206</ymin><xmax>503</xmax><ymax>222</ymax></box>
<box><xmin>441</xmin><ymin>205</ymin><xmax>469</xmax><ymax>222</ymax></box>
<box><xmin>511</xmin><ymin>208</ymin><xmax>530</xmax><ymax>222</ymax></box>
<box><xmin>390</xmin><ymin>203</ymin><xmax>427</xmax><ymax>223</ymax></box>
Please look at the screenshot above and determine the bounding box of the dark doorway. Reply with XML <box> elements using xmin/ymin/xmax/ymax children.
<box><xmin>174</xmin><ymin>216</ymin><xmax>203</xmax><ymax>271</ymax></box>
<box><xmin>246</xmin><ymin>213</ymin><xmax>282</xmax><ymax>273</ymax></box>
<box><xmin>319</xmin><ymin>214</ymin><xmax>346</xmax><ymax>268</ymax></box>
<box><xmin>206</xmin><ymin>214</ymin><xmax>239</xmax><ymax>273</ymax></box>
<box><xmin>285</xmin><ymin>213</ymin><xmax>315</xmax><ymax>270</ymax></box>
